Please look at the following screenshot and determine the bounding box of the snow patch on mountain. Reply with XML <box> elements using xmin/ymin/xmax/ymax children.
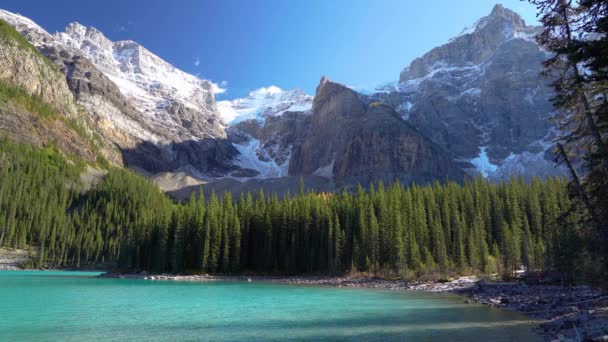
<box><xmin>471</xmin><ymin>147</ymin><xmax>558</xmax><ymax>180</ymax></box>
<box><xmin>449</xmin><ymin>4</ymin><xmax>540</xmax><ymax>45</ymax></box>
<box><xmin>54</xmin><ymin>23</ymin><xmax>223</xmax><ymax>127</ymax></box>
<box><xmin>218</xmin><ymin>87</ymin><xmax>313</xmax><ymax>125</ymax></box>
<box><xmin>0</xmin><ymin>9</ymin><xmax>227</xmax><ymax>142</ymax></box>
<box><xmin>313</xmin><ymin>160</ymin><xmax>334</xmax><ymax>179</ymax></box>
<box><xmin>355</xmin><ymin>81</ymin><xmax>400</xmax><ymax>95</ymax></box>
<box><xmin>399</xmin><ymin>63</ymin><xmax>483</xmax><ymax>92</ymax></box>
<box><xmin>490</xmin><ymin>150</ymin><xmax>559</xmax><ymax>180</ymax></box>
<box><xmin>448</xmin><ymin>87</ymin><xmax>481</xmax><ymax>102</ymax></box>
<box><xmin>470</xmin><ymin>147</ymin><xmax>498</xmax><ymax>177</ymax></box>
<box><xmin>450</xmin><ymin>15</ymin><xmax>492</xmax><ymax>42</ymax></box>
<box><xmin>232</xmin><ymin>138</ymin><xmax>290</xmax><ymax>179</ymax></box>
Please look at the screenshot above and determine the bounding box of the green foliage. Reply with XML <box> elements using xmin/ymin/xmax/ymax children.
<box><xmin>0</xmin><ymin>139</ymin><xmax>81</xmax><ymax>267</ymax></box>
<box><xmin>109</xmin><ymin>175</ymin><xmax>584</xmax><ymax>278</ymax></box>
<box><xmin>531</xmin><ymin>0</ymin><xmax>608</xmax><ymax>284</ymax></box>
<box><xmin>0</xmin><ymin>139</ymin><xmax>591</xmax><ymax>279</ymax></box>
<box><xmin>0</xmin><ymin>80</ymin><xmax>58</xmax><ymax>119</ymax></box>
<box><xmin>62</xmin><ymin>116</ymin><xmax>110</xmax><ymax>169</ymax></box>
<box><xmin>0</xmin><ymin>19</ymin><xmax>58</xmax><ymax>72</ymax></box>
<box><xmin>0</xmin><ymin>19</ymin><xmax>41</xmax><ymax>56</ymax></box>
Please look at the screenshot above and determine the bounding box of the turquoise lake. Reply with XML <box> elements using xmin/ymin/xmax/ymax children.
<box><xmin>0</xmin><ymin>271</ymin><xmax>539</xmax><ymax>341</ymax></box>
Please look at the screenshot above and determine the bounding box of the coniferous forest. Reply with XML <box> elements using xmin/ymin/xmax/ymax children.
<box><xmin>0</xmin><ymin>1</ymin><xmax>606</xmax><ymax>286</ymax></box>
<box><xmin>0</xmin><ymin>138</ymin><xmax>595</xmax><ymax>282</ymax></box>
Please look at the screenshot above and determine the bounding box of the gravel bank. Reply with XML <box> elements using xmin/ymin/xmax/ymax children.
<box><xmin>0</xmin><ymin>247</ymin><xmax>27</xmax><ymax>270</ymax></box>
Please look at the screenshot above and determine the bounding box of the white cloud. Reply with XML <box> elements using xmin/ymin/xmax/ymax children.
<box><xmin>211</xmin><ymin>81</ymin><xmax>226</xmax><ymax>94</ymax></box>
<box><xmin>194</xmin><ymin>57</ymin><xmax>200</xmax><ymax>67</ymax></box>
<box><xmin>248</xmin><ymin>85</ymin><xmax>283</xmax><ymax>97</ymax></box>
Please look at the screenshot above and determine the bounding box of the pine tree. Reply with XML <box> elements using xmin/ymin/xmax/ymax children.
<box><xmin>531</xmin><ymin>0</ymin><xmax>608</xmax><ymax>279</ymax></box>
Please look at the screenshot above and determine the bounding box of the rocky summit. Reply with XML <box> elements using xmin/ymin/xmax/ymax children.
<box><xmin>369</xmin><ymin>4</ymin><xmax>562</xmax><ymax>181</ymax></box>
<box><xmin>0</xmin><ymin>4</ymin><xmax>564</xmax><ymax>197</ymax></box>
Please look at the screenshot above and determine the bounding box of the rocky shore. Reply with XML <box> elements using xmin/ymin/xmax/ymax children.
<box><xmin>465</xmin><ymin>281</ymin><xmax>608</xmax><ymax>342</ymax></box>
<box><xmin>97</xmin><ymin>272</ymin><xmax>481</xmax><ymax>291</ymax></box>
<box><xmin>0</xmin><ymin>247</ymin><xmax>27</xmax><ymax>270</ymax></box>
<box><xmin>98</xmin><ymin>272</ymin><xmax>607</xmax><ymax>341</ymax></box>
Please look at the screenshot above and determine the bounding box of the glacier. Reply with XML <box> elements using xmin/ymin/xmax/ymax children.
<box><xmin>218</xmin><ymin>86</ymin><xmax>312</xmax><ymax>125</ymax></box>
<box><xmin>232</xmin><ymin>138</ymin><xmax>290</xmax><ymax>179</ymax></box>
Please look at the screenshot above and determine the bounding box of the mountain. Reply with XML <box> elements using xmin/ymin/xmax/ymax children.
<box><xmin>213</xmin><ymin>87</ymin><xmax>313</xmax><ymax>180</ymax></box>
<box><xmin>292</xmin><ymin>77</ymin><xmax>464</xmax><ymax>187</ymax></box>
<box><xmin>0</xmin><ymin>5</ymin><xmax>564</xmax><ymax>198</ymax></box>
<box><xmin>368</xmin><ymin>4</ymin><xmax>562</xmax><ymax>180</ymax></box>
<box><xmin>221</xmin><ymin>76</ymin><xmax>464</xmax><ymax>187</ymax></box>
<box><xmin>0</xmin><ymin>9</ymin><xmax>235</xmax><ymax>176</ymax></box>
<box><xmin>219</xmin><ymin>4</ymin><xmax>560</xmax><ymax>187</ymax></box>
<box><xmin>55</xmin><ymin>22</ymin><xmax>225</xmax><ymax>140</ymax></box>
<box><xmin>0</xmin><ymin>18</ymin><xmax>97</xmax><ymax>163</ymax></box>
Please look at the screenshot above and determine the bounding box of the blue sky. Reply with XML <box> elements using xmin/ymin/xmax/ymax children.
<box><xmin>2</xmin><ymin>1</ymin><xmax>539</xmax><ymax>99</ymax></box>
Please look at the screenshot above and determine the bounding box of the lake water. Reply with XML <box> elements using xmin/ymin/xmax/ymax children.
<box><xmin>0</xmin><ymin>271</ymin><xmax>539</xmax><ymax>341</ymax></box>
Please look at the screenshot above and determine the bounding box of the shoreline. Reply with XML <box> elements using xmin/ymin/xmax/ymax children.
<box><xmin>98</xmin><ymin>272</ymin><xmax>608</xmax><ymax>341</ymax></box>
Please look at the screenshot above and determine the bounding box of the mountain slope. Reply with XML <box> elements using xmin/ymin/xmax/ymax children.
<box><xmin>221</xmin><ymin>77</ymin><xmax>464</xmax><ymax>186</ymax></box>
<box><xmin>55</xmin><ymin>22</ymin><xmax>225</xmax><ymax>140</ymax></box>
<box><xmin>221</xmin><ymin>4</ymin><xmax>561</xmax><ymax>185</ymax></box>
<box><xmin>289</xmin><ymin>77</ymin><xmax>464</xmax><ymax>186</ymax></box>
<box><xmin>368</xmin><ymin>4</ymin><xmax>562</xmax><ymax>180</ymax></box>
<box><xmin>0</xmin><ymin>18</ymin><xmax>96</xmax><ymax>162</ymax></box>
<box><xmin>0</xmin><ymin>9</ymin><xmax>237</xmax><ymax>176</ymax></box>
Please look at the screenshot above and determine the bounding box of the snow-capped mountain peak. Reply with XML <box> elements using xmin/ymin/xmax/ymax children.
<box><xmin>0</xmin><ymin>8</ymin><xmax>227</xmax><ymax>142</ymax></box>
<box><xmin>401</xmin><ymin>4</ymin><xmax>541</xmax><ymax>84</ymax></box>
<box><xmin>55</xmin><ymin>23</ymin><xmax>218</xmax><ymax>117</ymax></box>
<box><xmin>365</xmin><ymin>5</ymin><xmax>564</xmax><ymax>182</ymax></box>
<box><xmin>450</xmin><ymin>4</ymin><xmax>536</xmax><ymax>42</ymax></box>
<box><xmin>217</xmin><ymin>86</ymin><xmax>313</xmax><ymax>125</ymax></box>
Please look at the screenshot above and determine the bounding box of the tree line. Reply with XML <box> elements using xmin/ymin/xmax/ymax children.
<box><xmin>0</xmin><ymin>139</ymin><xmax>595</xmax><ymax>282</ymax></box>
<box><xmin>112</xmin><ymin>173</ymin><xmax>582</xmax><ymax>281</ymax></box>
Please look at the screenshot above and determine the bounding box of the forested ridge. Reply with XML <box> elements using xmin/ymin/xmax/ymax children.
<box><xmin>0</xmin><ymin>139</ymin><xmax>595</xmax><ymax>282</ymax></box>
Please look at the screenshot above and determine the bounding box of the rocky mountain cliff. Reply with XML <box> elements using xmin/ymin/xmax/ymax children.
<box><xmin>0</xmin><ymin>18</ymin><xmax>96</xmax><ymax>162</ymax></box>
<box><xmin>369</xmin><ymin>4</ymin><xmax>562</xmax><ymax>180</ymax></box>
<box><xmin>0</xmin><ymin>9</ymin><xmax>235</xmax><ymax>177</ymax></box>
<box><xmin>224</xmin><ymin>77</ymin><xmax>464</xmax><ymax>187</ymax></box>
<box><xmin>291</xmin><ymin>77</ymin><xmax>464</xmax><ymax>187</ymax></box>
<box><xmin>220</xmin><ymin>4</ymin><xmax>561</xmax><ymax>186</ymax></box>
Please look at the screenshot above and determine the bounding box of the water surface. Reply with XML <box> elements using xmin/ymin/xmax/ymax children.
<box><xmin>0</xmin><ymin>271</ymin><xmax>539</xmax><ymax>341</ymax></box>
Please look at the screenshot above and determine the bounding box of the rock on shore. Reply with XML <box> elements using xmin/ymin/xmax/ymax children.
<box><xmin>466</xmin><ymin>281</ymin><xmax>608</xmax><ymax>341</ymax></box>
<box><xmin>0</xmin><ymin>247</ymin><xmax>28</xmax><ymax>270</ymax></box>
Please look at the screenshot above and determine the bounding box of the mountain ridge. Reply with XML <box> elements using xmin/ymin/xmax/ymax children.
<box><xmin>0</xmin><ymin>4</ymin><xmax>564</xmax><ymax>198</ymax></box>
<box><xmin>0</xmin><ymin>8</ymin><xmax>237</xmax><ymax>176</ymax></box>
<box><xmin>367</xmin><ymin>3</ymin><xmax>562</xmax><ymax>181</ymax></box>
